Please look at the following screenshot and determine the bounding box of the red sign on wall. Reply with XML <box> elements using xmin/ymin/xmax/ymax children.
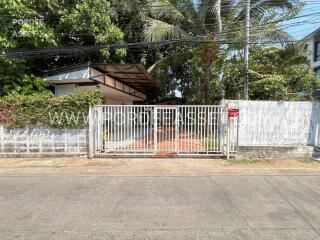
<box><xmin>228</xmin><ymin>108</ymin><xmax>239</xmax><ymax>117</ymax></box>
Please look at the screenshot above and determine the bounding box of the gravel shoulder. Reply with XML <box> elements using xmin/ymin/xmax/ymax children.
<box><xmin>0</xmin><ymin>157</ymin><xmax>319</xmax><ymax>175</ymax></box>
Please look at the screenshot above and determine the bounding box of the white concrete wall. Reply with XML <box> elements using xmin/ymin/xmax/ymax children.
<box><xmin>55</xmin><ymin>84</ymin><xmax>76</xmax><ymax>96</ymax></box>
<box><xmin>226</xmin><ymin>100</ymin><xmax>319</xmax><ymax>146</ymax></box>
<box><xmin>0</xmin><ymin>125</ymin><xmax>88</xmax><ymax>156</ymax></box>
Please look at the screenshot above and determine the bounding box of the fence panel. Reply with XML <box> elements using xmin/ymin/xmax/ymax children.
<box><xmin>91</xmin><ymin>105</ymin><xmax>238</xmax><ymax>157</ymax></box>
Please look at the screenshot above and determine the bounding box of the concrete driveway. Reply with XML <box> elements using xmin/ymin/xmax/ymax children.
<box><xmin>0</xmin><ymin>172</ymin><xmax>320</xmax><ymax>239</ymax></box>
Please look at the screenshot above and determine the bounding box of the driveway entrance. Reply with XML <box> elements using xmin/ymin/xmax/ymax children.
<box><xmin>89</xmin><ymin>105</ymin><xmax>239</xmax><ymax>158</ymax></box>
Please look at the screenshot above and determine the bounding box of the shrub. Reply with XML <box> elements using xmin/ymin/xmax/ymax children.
<box><xmin>0</xmin><ymin>89</ymin><xmax>103</xmax><ymax>128</ymax></box>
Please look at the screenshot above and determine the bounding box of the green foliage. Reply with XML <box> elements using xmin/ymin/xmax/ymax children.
<box><xmin>0</xmin><ymin>90</ymin><xmax>103</xmax><ymax>129</ymax></box>
<box><xmin>0</xmin><ymin>57</ymin><xmax>49</xmax><ymax>95</ymax></box>
<box><xmin>0</xmin><ymin>0</ymin><xmax>126</xmax><ymax>96</ymax></box>
<box><xmin>0</xmin><ymin>0</ymin><xmax>312</xmax><ymax>103</ymax></box>
<box><xmin>59</xmin><ymin>0</ymin><xmax>124</xmax><ymax>45</ymax></box>
<box><xmin>221</xmin><ymin>44</ymin><xmax>318</xmax><ymax>100</ymax></box>
<box><xmin>136</xmin><ymin>0</ymin><xmax>302</xmax><ymax>103</ymax></box>
<box><xmin>2</xmin><ymin>73</ymin><xmax>48</xmax><ymax>95</ymax></box>
<box><xmin>17</xmin><ymin>23</ymin><xmax>57</xmax><ymax>48</ymax></box>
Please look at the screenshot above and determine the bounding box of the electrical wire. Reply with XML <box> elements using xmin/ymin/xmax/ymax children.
<box><xmin>1</xmin><ymin>0</ymin><xmax>320</xmax><ymax>58</ymax></box>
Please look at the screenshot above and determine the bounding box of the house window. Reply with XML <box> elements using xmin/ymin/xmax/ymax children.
<box><xmin>316</xmin><ymin>68</ymin><xmax>320</xmax><ymax>79</ymax></box>
<box><xmin>315</xmin><ymin>41</ymin><xmax>320</xmax><ymax>62</ymax></box>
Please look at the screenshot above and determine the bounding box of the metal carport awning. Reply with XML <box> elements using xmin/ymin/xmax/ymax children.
<box><xmin>92</xmin><ymin>64</ymin><xmax>159</xmax><ymax>97</ymax></box>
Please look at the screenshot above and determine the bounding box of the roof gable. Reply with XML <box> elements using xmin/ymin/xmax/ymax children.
<box><xmin>303</xmin><ymin>27</ymin><xmax>320</xmax><ymax>41</ymax></box>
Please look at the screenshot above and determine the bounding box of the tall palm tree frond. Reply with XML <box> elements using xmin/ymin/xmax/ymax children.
<box><xmin>175</xmin><ymin>0</ymin><xmax>198</xmax><ymax>22</ymax></box>
<box><xmin>251</xmin><ymin>30</ymin><xmax>294</xmax><ymax>45</ymax></box>
<box><xmin>148</xmin><ymin>51</ymin><xmax>193</xmax><ymax>73</ymax></box>
<box><xmin>232</xmin><ymin>0</ymin><xmax>293</xmax><ymax>20</ymax></box>
<box><xmin>143</xmin><ymin>18</ymin><xmax>190</xmax><ymax>41</ymax></box>
<box><xmin>147</xmin><ymin>0</ymin><xmax>186</xmax><ymax>21</ymax></box>
<box><xmin>278</xmin><ymin>44</ymin><xmax>311</xmax><ymax>68</ymax></box>
<box><xmin>251</xmin><ymin>0</ymin><xmax>293</xmax><ymax>11</ymax></box>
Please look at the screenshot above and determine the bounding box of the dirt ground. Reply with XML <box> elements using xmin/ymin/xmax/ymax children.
<box><xmin>0</xmin><ymin>157</ymin><xmax>320</xmax><ymax>174</ymax></box>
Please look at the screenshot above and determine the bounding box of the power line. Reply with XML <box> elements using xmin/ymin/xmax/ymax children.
<box><xmin>2</xmin><ymin>2</ymin><xmax>320</xmax><ymax>58</ymax></box>
<box><xmin>2</xmin><ymin>36</ymin><xmax>303</xmax><ymax>58</ymax></box>
<box><xmin>3</xmin><ymin>8</ymin><xmax>320</xmax><ymax>40</ymax></box>
<box><xmin>2</xmin><ymin>19</ymin><xmax>317</xmax><ymax>58</ymax></box>
<box><xmin>3</xmin><ymin>17</ymin><xmax>318</xmax><ymax>58</ymax></box>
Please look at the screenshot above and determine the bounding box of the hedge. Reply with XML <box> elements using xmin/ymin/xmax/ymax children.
<box><xmin>0</xmin><ymin>89</ymin><xmax>103</xmax><ymax>129</ymax></box>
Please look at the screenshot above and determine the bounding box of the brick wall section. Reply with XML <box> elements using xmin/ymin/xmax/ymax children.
<box><xmin>0</xmin><ymin>125</ymin><xmax>88</xmax><ymax>156</ymax></box>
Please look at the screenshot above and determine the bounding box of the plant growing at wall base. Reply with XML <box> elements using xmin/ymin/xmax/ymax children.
<box><xmin>0</xmin><ymin>90</ymin><xmax>103</xmax><ymax>129</ymax></box>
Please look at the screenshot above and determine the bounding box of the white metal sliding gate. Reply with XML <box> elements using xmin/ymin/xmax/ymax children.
<box><xmin>89</xmin><ymin>105</ymin><xmax>239</xmax><ymax>158</ymax></box>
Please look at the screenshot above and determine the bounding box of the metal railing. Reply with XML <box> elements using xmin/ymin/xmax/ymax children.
<box><xmin>89</xmin><ymin>105</ymin><xmax>239</xmax><ymax>158</ymax></box>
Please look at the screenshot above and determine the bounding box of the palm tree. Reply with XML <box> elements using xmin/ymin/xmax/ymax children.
<box><xmin>142</xmin><ymin>0</ymin><xmax>228</xmax><ymax>103</ymax></box>
<box><xmin>141</xmin><ymin>0</ymin><xmax>297</xmax><ymax>103</ymax></box>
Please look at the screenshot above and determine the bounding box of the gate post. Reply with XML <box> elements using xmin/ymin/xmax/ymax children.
<box><xmin>226</xmin><ymin>115</ymin><xmax>230</xmax><ymax>160</ymax></box>
<box><xmin>224</xmin><ymin>103</ymin><xmax>230</xmax><ymax>159</ymax></box>
<box><xmin>88</xmin><ymin>107</ymin><xmax>94</xmax><ymax>159</ymax></box>
<box><xmin>153</xmin><ymin>107</ymin><xmax>158</xmax><ymax>155</ymax></box>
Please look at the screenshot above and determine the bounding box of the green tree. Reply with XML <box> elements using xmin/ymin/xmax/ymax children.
<box><xmin>138</xmin><ymin>0</ymin><xmax>300</xmax><ymax>103</ymax></box>
<box><xmin>0</xmin><ymin>0</ymin><xmax>125</xmax><ymax>95</ymax></box>
<box><xmin>221</xmin><ymin>44</ymin><xmax>317</xmax><ymax>100</ymax></box>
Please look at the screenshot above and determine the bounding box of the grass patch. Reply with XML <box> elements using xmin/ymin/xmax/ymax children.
<box><xmin>203</xmin><ymin>136</ymin><xmax>217</xmax><ymax>151</ymax></box>
<box><xmin>231</xmin><ymin>159</ymin><xmax>261</xmax><ymax>165</ymax></box>
<box><xmin>298</xmin><ymin>158</ymin><xmax>319</xmax><ymax>164</ymax></box>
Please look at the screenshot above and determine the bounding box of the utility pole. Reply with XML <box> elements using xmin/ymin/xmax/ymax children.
<box><xmin>244</xmin><ymin>0</ymin><xmax>250</xmax><ymax>100</ymax></box>
<box><xmin>216</xmin><ymin>0</ymin><xmax>222</xmax><ymax>34</ymax></box>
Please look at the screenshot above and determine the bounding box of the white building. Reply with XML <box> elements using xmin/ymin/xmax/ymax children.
<box><xmin>45</xmin><ymin>63</ymin><xmax>158</xmax><ymax>105</ymax></box>
<box><xmin>303</xmin><ymin>27</ymin><xmax>320</xmax><ymax>79</ymax></box>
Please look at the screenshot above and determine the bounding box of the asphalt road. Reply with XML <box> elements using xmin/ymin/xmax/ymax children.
<box><xmin>0</xmin><ymin>172</ymin><xmax>320</xmax><ymax>240</ymax></box>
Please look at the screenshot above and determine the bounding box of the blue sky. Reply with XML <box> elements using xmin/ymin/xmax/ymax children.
<box><xmin>284</xmin><ymin>0</ymin><xmax>320</xmax><ymax>39</ymax></box>
<box><xmin>192</xmin><ymin>0</ymin><xmax>320</xmax><ymax>40</ymax></box>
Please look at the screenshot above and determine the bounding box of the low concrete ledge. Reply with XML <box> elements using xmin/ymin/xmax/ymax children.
<box><xmin>238</xmin><ymin>145</ymin><xmax>313</xmax><ymax>159</ymax></box>
<box><xmin>0</xmin><ymin>153</ymin><xmax>87</xmax><ymax>159</ymax></box>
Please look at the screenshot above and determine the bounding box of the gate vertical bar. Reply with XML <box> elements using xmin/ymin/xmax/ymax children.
<box><xmin>107</xmin><ymin>106</ymin><xmax>110</xmax><ymax>151</ymax></box>
<box><xmin>175</xmin><ymin>107</ymin><xmax>179</xmax><ymax>154</ymax></box>
<box><xmin>88</xmin><ymin>107</ymin><xmax>94</xmax><ymax>159</ymax></box>
<box><xmin>188</xmin><ymin>106</ymin><xmax>190</xmax><ymax>154</ymax></box>
<box><xmin>146</xmin><ymin>107</ymin><xmax>149</xmax><ymax>153</ymax></box>
<box><xmin>154</xmin><ymin>107</ymin><xmax>158</xmax><ymax>155</ymax></box>
<box><xmin>226</xmin><ymin>110</ymin><xmax>230</xmax><ymax>160</ymax></box>
<box><xmin>237</xmin><ymin>113</ymin><xmax>240</xmax><ymax>153</ymax></box>
<box><xmin>103</xmin><ymin>106</ymin><xmax>105</xmax><ymax>152</ymax></box>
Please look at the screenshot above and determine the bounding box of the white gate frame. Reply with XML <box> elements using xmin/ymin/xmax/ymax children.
<box><xmin>88</xmin><ymin>105</ymin><xmax>239</xmax><ymax>159</ymax></box>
